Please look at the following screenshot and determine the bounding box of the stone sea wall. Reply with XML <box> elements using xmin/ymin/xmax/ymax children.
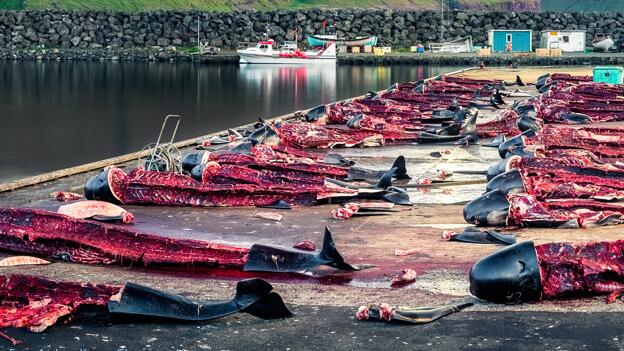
<box><xmin>0</xmin><ymin>9</ymin><xmax>622</xmax><ymax>51</ymax></box>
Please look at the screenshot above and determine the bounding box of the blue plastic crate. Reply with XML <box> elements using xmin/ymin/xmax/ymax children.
<box><xmin>593</xmin><ymin>66</ymin><xmax>623</xmax><ymax>84</ymax></box>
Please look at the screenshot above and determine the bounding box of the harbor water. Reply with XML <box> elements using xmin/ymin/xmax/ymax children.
<box><xmin>0</xmin><ymin>62</ymin><xmax>463</xmax><ymax>183</ymax></box>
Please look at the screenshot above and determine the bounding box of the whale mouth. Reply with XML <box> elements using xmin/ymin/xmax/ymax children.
<box><xmin>498</xmin><ymin>129</ymin><xmax>535</xmax><ymax>159</ymax></box>
<box><xmin>463</xmin><ymin>189</ymin><xmax>510</xmax><ymax>226</ymax></box>
<box><xmin>469</xmin><ymin>241</ymin><xmax>542</xmax><ymax>303</ymax></box>
<box><xmin>181</xmin><ymin>151</ymin><xmax>208</xmax><ymax>173</ymax></box>
<box><xmin>485</xmin><ymin>169</ymin><xmax>525</xmax><ymax>194</ymax></box>
<box><xmin>248</xmin><ymin>125</ymin><xmax>281</xmax><ymax>146</ymax></box>
<box><xmin>486</xmin><ymin>155</ymin><xmax>522</xmax><ymax>181</ymax></box>
<box><xmin>516</xmin><ymin>114</ymin><xmax>542</xmax><ymax>133</ymax></box>
<box><xmin>303</xmin><ymin>105</ymin><xmax>328</xmax><ymax>122</ymax></box>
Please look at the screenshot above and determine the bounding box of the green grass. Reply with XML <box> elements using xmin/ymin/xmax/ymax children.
<box><xmin>23</xmin><ymin>0</ymin><xmax>232</xmax><ymax>11</ymax></box>
<box><xmin>541</xmin><ymin>0</ymin><xmax>624</xmax><ymax>11</ymax></box>
<box><xmin>0</xmin><ymin>0</ymin><xmax>534</xmax><ymax>11</ymax></box>
<box><xmin>0</xmin><ymin>0</ymin><xmax>24</xmax><ymax>10</ymax></box>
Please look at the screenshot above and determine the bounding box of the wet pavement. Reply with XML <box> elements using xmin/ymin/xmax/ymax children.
<box><xmin>3</xmin><ymin>66</ymin><xmax>624</xmax><ymax>350</ymax></box>
<box><xmin>4</xmin><ymin>307</ymin><xmax>624</xmax><ymax>350</ymax></box>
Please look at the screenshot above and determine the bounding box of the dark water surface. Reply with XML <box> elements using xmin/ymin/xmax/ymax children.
<box><xmin>0</xmin><ymin>62</ymin><xmax>464</xmax><ymax>183</ymax></box>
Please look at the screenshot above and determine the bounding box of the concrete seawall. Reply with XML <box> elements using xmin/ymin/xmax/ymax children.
<box><xmin>3</xmin><ymin>48</ymin><xmax>624</xmax><ymax>66</ymax></box>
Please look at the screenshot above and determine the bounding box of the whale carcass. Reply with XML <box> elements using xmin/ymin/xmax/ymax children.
<box><xmin>470</xmin><ymin>239</ymin><xmax>624</xmax><ymax>303</ymax></box>
<box><xmin>0</xmin><ymin>207</ymin><xmax>365</xmax><ymax>272</ymax></box>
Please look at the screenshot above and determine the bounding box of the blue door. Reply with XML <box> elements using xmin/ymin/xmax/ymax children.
<box><xmin>493</xmin><ymin>32</ymin><xmax>507</xmax><ymax>52</ymax></box>
<box><xmin>493</xmin><ymin>31</ymin><xmax>531</xmax><ymax>52</ymax></box>
<box><xmin>512</xmin><ymin>32</ymin><xmax>530</xmax><ymax>52</ymax></box>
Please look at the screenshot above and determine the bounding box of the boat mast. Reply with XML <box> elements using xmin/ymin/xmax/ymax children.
<box><xmin>439</xmin><ymin>0</ymin><xmax>445</xmax><ymax>41</ymax></box>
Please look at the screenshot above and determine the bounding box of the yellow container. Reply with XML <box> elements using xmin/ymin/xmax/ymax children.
<box><xmin>535</xmin><ymin>48</ymin><xmax>550</xmax><ymax>57</ymax></box>
<box><xmin>513</xmin><ymin>52</ymin><xmax>534</xmax><ymax>58</ymax></box>
<box><xmin>350</xmin><ymin>46</ymin><xmax>361</xmax><ymax>54</ymax></box>
<box><xmin>549</xmin><ymin>48</ymin><xmax>562</xmax><ymax>57</ymax></box>
<box><xmin>410</xmin><ymin>46</ymin><xmax>418</xmax><ymax>52</ymax></box>
<box><xmin>373</xmin><ymin>47</ymin><xmax>385</xmax><ymax>56</ymax></box>
<box><xmin>476</xmin><ymin>48</ymin><xmax>491</xmax><ymax>57</ymax></box>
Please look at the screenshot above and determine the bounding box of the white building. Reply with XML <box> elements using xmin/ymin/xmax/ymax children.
<box><xmin>540</xmin><ymin>30</ymin><xmax>586</xmax><ymax>52</ymax></box>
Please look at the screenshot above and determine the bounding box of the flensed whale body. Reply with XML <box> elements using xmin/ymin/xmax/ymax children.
<box><xmin>485</xmin><ymin>169</ymin><xmax>525</xmax><ymax>195</ymax></box>
<box><xmin>463</xmin><ymin>189</ymin><xmax>510</xmax><ymax>226</ymax></box>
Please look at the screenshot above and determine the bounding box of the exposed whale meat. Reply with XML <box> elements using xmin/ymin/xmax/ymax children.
<box><xmin>390</xmin><ymin>268</ymin><xmax>417</xmax><ymax>288</ymax></box>
<box><xmin>356</xmin><ymin>302</ymin><xmax>473</xmax><ymax>323</ymax></box>
<box><xmin>0</xmin><ymin>274</ymin><xmax>120</xmax><ymax>333</ymax></box>
<box><xmin>380</xmin><ymin>90</ymin><xmax>473</xmax><ymax>108</ymax></box>
<box><xmin>0</xmin><ymin>207</ymin><xmax>249</xmax><ymax>266</ymax></box>
<box><xmin>511</xmin><ymin>155</ymin><xmax>624</xmax><ymax>201</ymax></box>
<box><xmin>88</xmin><ymin>143</ymin><xmax>411</xmax><ymax>208</ymax></box>
<box><xmin>0</xmin><ymin>208</ymin><xmax>364</xmax><ymax>272</ymax></box>
<box><xmin>542</xmin><ymin>125</ymin><xmax>624</xmax><ymax>159</ymax></box>
<box><xmin>86</xmin><ymin>166</ymin><xmax>355</xmax><ymax>207</ymax></box>
<box><xmin>442</xmin><ymin>75</ymin><xmax>506</xmax><ymax>87</ymax></box>
<box><xmin>183</xmin><ymin>144</ymin><xmax>350</xmax><ymax>180</ymax></box>
<box><xmin>293</xmin><ymin>240</ymin><xmax>316</xmax><ymax>251</ymax></box>
<box><xmin>276</xmin><ymin>122</ymin><xmax>417</xmax><ymax>149</ymax></box>
<box><xmin>51</xmin><ymin>191</ymin><xmax>83</xmax><ymax>202</ymax></box>
<box><xmin>476</xmin><ymin>110</ymin><xmax>522</xmax><ymax>137</ymax></box>
<box><xmin>464</xmin><ymin>189</ymin><xmax>624</xmax><ymax>228</ymax></box>
<box><xmin>322</xmin><ymin>99</ymin><xmax>423</xmax><ymax>127</ymax></box>
<box><xmin>0</xmin><ymin>274</ymin><xmax>291</xmax><ymax>341</ymax></box>
<box><xmin>535</xmin><ymin>82</ymin><xmax>624</xmax><ymax>123</ymax></box>
<box><xmin>251</xmin><ymin>86</ymin><xmax>481</xmax><ymax>149</ymax></box>
<box><xmin>507</xmin><ymin>194</ymin><xmax>624</xmax><ymax>228</ymax></box>
<box><xmin>470</xmin><ymin>239</ymin><xmax>624</xmax><ymax>303</ymax></box>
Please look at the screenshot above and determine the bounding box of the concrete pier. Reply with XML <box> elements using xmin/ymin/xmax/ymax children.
<box><xmin>2</xmin><ymin>66</ymin><xmax>624</xmax><ymax>350</ymax></box>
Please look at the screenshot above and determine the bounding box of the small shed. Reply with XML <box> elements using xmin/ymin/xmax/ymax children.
<box><xmin>488</xmin><ymin>30</ymin><xmax>532</xmax><ymax>52</ymax></box>
<box><xmin>540</xmin><ymin>30</ymin><xmax>586</xmax><ymax>52</ymax></box>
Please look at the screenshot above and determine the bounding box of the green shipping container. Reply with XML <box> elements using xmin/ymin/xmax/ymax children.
<box><xmin>593</xmin><ymin>66</ymin><xmax>623</xmax><ymax>84</ymax></box>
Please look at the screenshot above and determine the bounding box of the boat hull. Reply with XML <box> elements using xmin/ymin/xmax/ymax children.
<box><xmin>307</xmin><ymin>35</ymin><xmax>378</xmax><ymax>47</ymax></box>
<box><xmin>593</xmin><ymin>38</ymin><xmax>614</xmax><ymax>51</ymax></box>
<box><xmin>239</xmin><ymin>53</ymin><xmax>336</xmax><ymax>64</ymax></box>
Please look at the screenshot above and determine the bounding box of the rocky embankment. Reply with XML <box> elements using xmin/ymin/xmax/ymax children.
<box><xmin>0</xmin><ymin>9</ymin><xmax>622</xmax><ymax>61</ymax></box>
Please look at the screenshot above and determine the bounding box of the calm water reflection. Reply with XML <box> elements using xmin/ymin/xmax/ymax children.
<box><xmin>0</xmin><ymin>62</ymin><xmax>464</xmax><ymax>183</ymax></box>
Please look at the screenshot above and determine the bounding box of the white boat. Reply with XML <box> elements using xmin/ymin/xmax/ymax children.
<box><xmin>428</xmin><ymin>36</ymin><xmax>473</xmax><ymax>53</ymax></box>
<box><xmin>307</xmin><ymin>34</ymin><xmax>378</xmax><ymax>47</ymax></box>
<box><xmin>593</xmin><ymin>33</ymin><xmax>614</xmax><ymax>51</ymax></box>
<box><xmin>238</xmin><ymin>39</ymin><xmax>336</xmax><ymax>64</ymax></box>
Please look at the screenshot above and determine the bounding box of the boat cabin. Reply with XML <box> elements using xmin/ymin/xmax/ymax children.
<box><xmin>488</xmin><ymin>30</ymin><xmax>532</xmax><ymax>52</ymax></box>
<box><xmin>540</xmin><ymin>30</ymin><xmax>586</xmax><ymax>52</ymax></box>
<box><xmin>255</xmin><ymin>40</ymin><xmax>276</xmax><ymax>51</ymax></box>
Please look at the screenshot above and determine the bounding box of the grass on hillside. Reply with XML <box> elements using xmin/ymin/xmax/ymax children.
<box><xmin>0</xmin><ymin>0</ymin><xmax>24</xmax><ymax>10</ymax></box>
<box><xmin>541</xmin><ymin>0</ymin><xmax>624</xmax><ymax>11</ymax></box>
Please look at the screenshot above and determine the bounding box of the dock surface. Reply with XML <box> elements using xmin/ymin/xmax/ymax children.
<box><xmin>3</xmin><ymin>66</ymin><xmax>624</xmax><ymax>350</ymax></box>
